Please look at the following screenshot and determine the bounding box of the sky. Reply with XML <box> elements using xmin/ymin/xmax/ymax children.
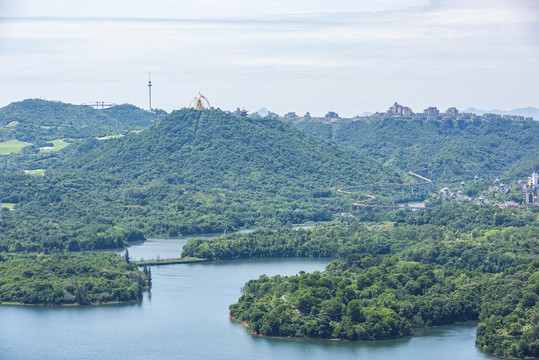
<box><xmin>1</xmin><ymin>0</ymin><xmax>538</xmax><ymax>117</ymax></box>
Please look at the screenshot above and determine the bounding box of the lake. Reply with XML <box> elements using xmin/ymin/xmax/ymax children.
<box><xmin>0</xmin><ymin>236</ymin><xmax>495</xmax><ymax>360</ymax></box>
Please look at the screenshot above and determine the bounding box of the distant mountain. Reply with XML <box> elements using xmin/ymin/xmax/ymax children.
<box><xmin>252</xmin><ymin>107</ymin><xmax>269</xmax><ymax>117</ymax></box>
<box><xmin>56</xmin><ymin>108</ymin><xmax>397</xmax><ymax>193</ymax></box>
<box><xmin>464</xmin><ymin>107</ymin><xmax>538</xmax><ymax>119</ymax></box>
<box><xmin>0</xmin><ymin>99</ymin><xmax>166</xmax><ymax>144</ymax></box>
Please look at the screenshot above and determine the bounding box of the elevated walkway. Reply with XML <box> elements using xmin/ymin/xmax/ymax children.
<box><xmin>337</xmin><ymin>168</ymin><xmax>433</xmax><ymax>209</ymax></box>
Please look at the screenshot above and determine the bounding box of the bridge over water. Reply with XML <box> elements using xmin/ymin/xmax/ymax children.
<box><xmin>338</xmin><ymin>168</ymin><xmax>433</xmax><ymax>209</ymax></box>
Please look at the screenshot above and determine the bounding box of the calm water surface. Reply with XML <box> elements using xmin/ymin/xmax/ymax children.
<box><xmin>1</xmin><ymin>236</ymin><xmax>494</xmax><ymax>360</ymax></box>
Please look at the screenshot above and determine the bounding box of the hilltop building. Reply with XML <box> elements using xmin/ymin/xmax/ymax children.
<box><xmin>423</xmin><ymin>107</ymin><xmax>439</xmax><ymax>117</ymax></box>
<box><xmin>445</xmin><ymin>107</ymin><xmax>459</xmax><ymax>117</ymax></box>
<box><xmin>387</xmin><ymin>102</ymin><xmax>413</xmax><ymax>117</ymax></box>
<box><xmin>283</xmin><ymin>112</ymin><xmax>298</xmax><ymax>122</ymax></box>
<box><xmin>325</xmin><ymin>111</ymin><xmax>339</xmax><ymax>119</ymax></box>
<box><xmin>232</xmin><ymin>107</ymin><xmax>248</xmax><ymax>117</ymax></box>
<box><xmin>502</xmin><ymin>115</ymin><xmax>533</xmax><ymax>121</ymax></box>
<box><xmin>267</xmin><ymin>111</ymin><xmax>280</xmax><ymax>119</ymax></box>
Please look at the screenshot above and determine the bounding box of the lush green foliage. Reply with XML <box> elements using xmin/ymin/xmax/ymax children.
<box><xmin>0</xmin><ymin>252</ymin><xmax>150</xmax><ymax>305</ymax></box>
<box><xmin>295</xmin><ymin>118</ymin><xmax>539</xmax><ymax>185</ymax></box>
<box><xmin>0</xmin><ymin>102</ymin><xmax>537</xmax><ymax>357</ymax></box>
<box><xmin>230</xmin><ymin>256</ymin><xmax>483</xmax><ymax>340</ymax></box>
<box><xmin>231</xmin><ymin>257</ymin><xmax>538</xmax><ymax>359</ymax></box>
<box><xmin>476</xmin><ymin>261</ymin><xmax>539</xmax><ymax>358</ymax></box>
<box><xmin>0</xmin><ymin>170</ymin><xmax>342</xmax><ymax>252</ymax></box>
<box><xmin>0</xmin><ymin>99</ymin><xmax>165</xmax><ymax>155</ymax></box>
<box><xmin>102</xmin><ymin>104</ymin><xmax>166</xmax><ymax>128</ymax></box>
<box><xmin>184</xmin><ymin>205</ymin><xmax>538</xmax><ymax>357</ymax></box>
<box><xmin>0</xmin><ymin>108</ymin><xmax>397</xmax><ymax>251</ymax></box>
<box><xmin>183</xmin><ymin>204</ymin><xmax>538</xmax><ymax>273</ymax></box>
<box><xmin>228</xmin><ymin>241</ymin><xmax>537</xmax><ymax>357</ymax></box>
<box><xmin>56</xmin><ymin>108</ymin><xmax>396</xmax><ymax>191</ymax></box>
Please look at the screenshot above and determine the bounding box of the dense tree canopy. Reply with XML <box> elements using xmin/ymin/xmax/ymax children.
<box><xmin>183</xmin><ymin>204</ymin><xmax>538</xmax><ymax>273</ymax></box>
<box><xmin>231</xmin><ymin>256</ymin><xmax>484</xmax><ymax>340</ymax></box>
<box><xmin>54</xmin><ymin>108</ymin><xmax>396</xmax><ymax>191</ymax></box>
<box><xmin>0</xmin><ymin>252</ymin><xmax>150</xmax><ymax>305</ymax></box>
<box><xmin>0</xmin><ymin>108</ymin><xmax>398</xmax><ymax>252</ymax></box>
<box><xmin>0</xmin><ymin>103</ymin><xmax>537</xmax><ymax>358</ymax></box>
<box><xmin>295</xmin><ymin>117</ymin><xmax>539</xmax><ymax>184</ymax></box>
<box><xmin>183</xmin><ymin>206</ymin><xmax>538</xmax><ymax>358</ymax></box>
<box><xmin>230</xmin><ymin>257</ymin><xmax>538</xmax><ymax>358</ymax></box>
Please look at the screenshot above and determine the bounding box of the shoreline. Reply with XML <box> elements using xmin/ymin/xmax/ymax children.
<box><xmin>0</xmin><ymin>299</ymin><xmax>143</xmax><ymax>307</ymax></box>
<box><xmin>229</xmin><ymin>315</ymin><xmax>348</xmax><ymax>341</ymax></box>
<box><xmin>229</xmin><ymin>315</ymin><xmax>480</xmax><ymax>342</ymax></box>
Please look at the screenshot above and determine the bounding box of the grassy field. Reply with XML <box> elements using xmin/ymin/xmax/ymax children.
<box><xmin>24</xmin><ymin>169</ymin><xmax>46</xmax><ymax>176</ymax></box>
<box><xmin>40</xmin><ymin>139</ymin><xmax>70</xmax><ymax>152</ymax></box>
<box><xmin>0</xmin><ymin>140</ymin><xmax>32</xmax><ymax>155</ymax></box>
<box><xmin>1</xmin><ymin>203</ymin><xmax>16</xmax><ymax>210</ymax></box>
<box><xmin>6</xmin><ymin>121</ymin><xmax>19</xmax><ymax>127</ymax></box>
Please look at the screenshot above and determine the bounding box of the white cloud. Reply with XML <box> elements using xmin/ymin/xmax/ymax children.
<box><xmin>228</xmin><ymin>57</ymin><xmax>371</xmax><ymax>68</ymax></box>
<box><xmin>2</xmin><ymin>0</ymin><xmax>429</xmax><ymax>19</ymax></box>
<box><xmin>0</xmin><ymin>0</ymin><xmax>537</xmax><ymax>115</ymax></box>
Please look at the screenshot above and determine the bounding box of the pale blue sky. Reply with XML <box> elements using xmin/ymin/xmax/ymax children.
<box><xmin>1</xmin><ymin>0</ymin><xmax>538</xmax><ymax>116</ymax></box>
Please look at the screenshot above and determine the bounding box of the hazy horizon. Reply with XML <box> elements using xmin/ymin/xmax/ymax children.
<box><xmin>1</xmin><ymin>0</ymin><xmax>538</xmax><ymax>117</ymax></box>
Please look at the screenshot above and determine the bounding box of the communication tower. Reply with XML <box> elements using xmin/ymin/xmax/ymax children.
<box><xmin>148</xmin><ymin>72</ymin><xmax>152</xmax><ymax>111</ymax></box>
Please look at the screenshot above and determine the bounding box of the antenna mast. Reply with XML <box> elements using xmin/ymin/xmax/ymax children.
<box><xmin>148</xmin><ymin>72</ymin><xmax>152</xmax><ymax>111</ymax></box>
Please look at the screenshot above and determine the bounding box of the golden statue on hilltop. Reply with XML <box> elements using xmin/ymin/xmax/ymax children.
<box><xmin>190</xmin><ymin>92</ymin><xmax>210</xmax><ymax>110</ymax></box>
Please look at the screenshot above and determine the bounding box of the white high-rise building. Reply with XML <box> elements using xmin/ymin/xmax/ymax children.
<box><xmin>532</xmin><ymin>171</ymin><xmax>538</xmax><ymax>186</ymax></box>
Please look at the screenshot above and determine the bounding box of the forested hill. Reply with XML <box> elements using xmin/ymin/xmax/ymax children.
<box><xmin>54</xmin><ymin>108</ymin><xmax>398</xmax><ymax>193</ymax></box>
<box><xmin>0</xmin><ymin>99</ymin><xmax>165</xmax><ymax>143</ymax></box>
<box><xmin>295</xmin><ymin>118</ymin><xmax>539</xmax><ymax>183</ymax></box>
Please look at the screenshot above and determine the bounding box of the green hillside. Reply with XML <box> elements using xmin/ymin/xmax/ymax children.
<box><xmin>0</xmin><ymin>99</ymin><xmax>165</xmax><ymax>146</ymax></box>
<box><xmin>1</xmin><ymin>109</ymin><xmax>397</xmax><ymax>252</ymax></box>
<box><xmin>55</xmin><ymin>108</ymin><xmax>397</xmax><ymax>193</ymax></box>
<box><xmin>295</xmin><ymin>118</ymin><xmax>539</xmax><ymax>184</ymax></box>
<box><xmin>103</xmin><ymin>104</ymin><xmax>167</xmax><ymax>128</ymax></box>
